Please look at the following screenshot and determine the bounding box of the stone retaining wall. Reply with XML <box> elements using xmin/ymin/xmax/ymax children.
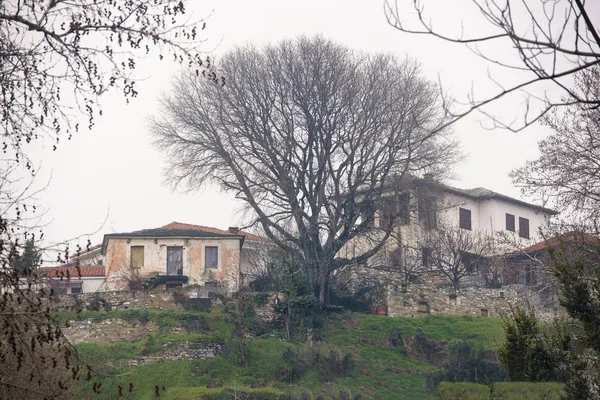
<box><xmin>54</xmin><ymin>290</ymin><xmax>185</xmax><ymax>312</ymax></box>
<box><xmin>127</xmin><ymin>341</ymin><xmax>224</xmax><ymax>366</ymax></box>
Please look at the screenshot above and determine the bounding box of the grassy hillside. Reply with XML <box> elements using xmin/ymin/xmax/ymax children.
<box><xmin>66</xmin><ymin>307</ymin><xmax>514</xmax><ymax>399</ymax></box>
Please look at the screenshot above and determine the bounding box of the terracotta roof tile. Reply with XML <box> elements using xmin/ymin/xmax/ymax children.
<box><xmin>39</xmin><ymin>265</ymin><xmax>105</xmax><ymax>278</ymax></box>
<box><xmin>522</xmin><ymin>233</ymin><xmax>600</xmax><ymax>252</ymax></box>
<box><xmin>161</xmin><ymin>222</ymin><xmax>265</xmax><ymax>241</ymax></box>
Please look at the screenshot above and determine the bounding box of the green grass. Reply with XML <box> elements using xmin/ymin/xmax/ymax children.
<box><xmin>436</xmin><ymin>381</ymin><xmax>564</xmax><ymax>400</ymax></box>
<box><xmin>327</xmin><ymin>314</ymin><xmax>505</xmax><ymax>349</ymax></box>
<box><xmin>71</xmin><ymin>311</ymin><xmax>527</xmax><ymax>399</ymax></box>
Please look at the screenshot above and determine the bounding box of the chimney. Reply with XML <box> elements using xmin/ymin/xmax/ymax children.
<box><xmin>228</xmin><ymin>226</ymin><xmax>240</xmax><ymax>234</ymax></box>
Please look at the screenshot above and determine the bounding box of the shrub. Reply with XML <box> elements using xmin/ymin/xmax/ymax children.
<box><xmin>498</xmin><ymin>304</ymin><xmax>563</xmax><ymax>382</ymax></box>
<box><xmin>428</xmin><ymin>339</ymin><xmax>508</xmax><ymax>391</ymax></box>
<box><xmin>321</xmin><ymin>348</ymin><xmax>354</xmax><ymax>379</ymax></box>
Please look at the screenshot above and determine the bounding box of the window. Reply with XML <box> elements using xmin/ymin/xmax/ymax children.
<box><xmin>130</xmin><ymin>246</ymin><xmax>144</xmax><ymax>268</ymax></box>
<box><xmin>379</xmin><ymin>197</ymin><xmax>396</xmax><ymax>231</ymax></box>
<box><xmin>422</xmin><ymin>247</ymin><xmax>432</xmax><ymax>267</ymax></box>
<box><xmin>398</xmin><ymin>193</ymin><xmax>410</xmax><ymax>225</ymax></box>
<box><xmin>519</xmin><ymin>217</ymin><xmax>530</xmax><ymax>239</ymax></box>
<box><xmin>459</xmin><ymin>208</ymin><xmax>472</xmax><ymax>230</ymax></box>
<box><xmin>205</xmin><ymin>246</ymin><xmax>218</xmax><ymax>269</ymax></box>
<box><xmin>167</xmin><ymin>246</ymin><xmax>183</xmax><ymax>275</ymax></box>
<box><xmin>506</xmin><ymin>213</ymin><xmax>515</xmax><ymax>232</ymax></box>
<box><xmin>462</xmin><ymin>252</ymin><xmax>474</xmax><ymax>273</ymax></box>
<box><xmin>359</xmin><ymin>199</ymin><xmax>375</xmax><ymax>227</ymax></box>
<box><xmin>52</xmin><ymin>281</ymin><xmax>67</xmax><ymax>296</ymax></box>
<box><xmin>418</xmin><ymin>195</ymin><xmax>437</xmax><ymax>230</ymax></box>
<box><xmin>70</xmin><ymin>282</ymin><xmax>83</xmax><ymax>294</ymax></box>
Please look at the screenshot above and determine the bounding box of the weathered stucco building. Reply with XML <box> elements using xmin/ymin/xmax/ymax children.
<box><xmin>101</xmin><ymin>222</ymin><xmax>265</xmax><ymax>293</ymax></box>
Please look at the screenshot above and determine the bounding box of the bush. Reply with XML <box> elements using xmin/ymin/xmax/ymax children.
<box><xmin>321</xmin><ymin>348</ymin><xmax>353</xmax><ymax>379</ymax></box>
<box><xmin>428</xmin><ymin>339</ymin><xmax>508</xmax><ymax>391</ymax></box>
<box><xmin>498</xmin><ymin>305</ymin><xmax>563</xmax><ymax>382</ymax></box>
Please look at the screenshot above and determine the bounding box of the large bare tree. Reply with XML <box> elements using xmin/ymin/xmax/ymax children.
<box><xmin>385</xmin><ymin>0</ymin><xmax>600</xmax><ymax>131</ymax></box>
<box><xmin>152</xmin><ymin>36</ymin><xmax>458</xmax><ymax>307</ymax></box>
<box><xmin>0</xmin><ymin>0</ymin><xmax>215</xmax><ymax>397</ymax></box>
<box><xmin>511</xmin><ymin>67</ymin><xmax>600</xmax><ymax>220</ymax></box>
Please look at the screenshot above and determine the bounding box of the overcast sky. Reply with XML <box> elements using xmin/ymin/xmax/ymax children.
<box><xmin>24</xmin><ymin>0</ymin><xmax>593</xmax><ymax>261</ymax></box>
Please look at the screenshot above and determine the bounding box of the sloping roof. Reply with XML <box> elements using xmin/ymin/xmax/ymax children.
<box><xmin>70</xmin><ymin>244</ymin><xmax>102</xmax><ymax>259</ymax></box>
<box><xmin>39</xmin><ymin>265</ymin><xmax>105</xmax><ymax>278</ymax></box>
<box><xmin>106</xmin><ymin>227</ymin><xmax>240</xmax><ymax>239</ymax></box>
<box><xmin>101</xmin><ymin>222</ymin><xmax>264</xmax><ymax>255</ymax></box>
<box><xmin>522</xmin><ymin>233</ymin><xmax>600</xmax><ymax>252</ymax></box>
<box><xmin>160</xmin><ymin>222</ymin><xmax>264</xmax><ymax>241</ymax></box>
<box><xmin>439</xmin><ymin>184</ymin><xmax>559</xmax><ymax>215</ymax></box>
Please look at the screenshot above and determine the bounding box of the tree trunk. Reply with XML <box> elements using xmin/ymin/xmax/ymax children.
<box><xmin>318</xmin><ymin>264</ymin><xmax>329</xmax><ymax>309</ymax></box>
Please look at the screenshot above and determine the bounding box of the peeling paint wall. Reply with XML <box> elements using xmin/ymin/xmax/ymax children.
<box><xmin>104</xmin><ymin>237</ymin><xmax>242</xmax><ymax>292</ymax></box>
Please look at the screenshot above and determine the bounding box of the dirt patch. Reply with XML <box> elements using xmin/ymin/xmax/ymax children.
<box><xmin>63</xmin><ymin>318</ymin><xmax>158</xmax><ymax>344</ymax></box>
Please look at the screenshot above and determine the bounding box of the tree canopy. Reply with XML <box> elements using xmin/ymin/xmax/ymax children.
<box><xmin>152</xmin><ymin>36</ymin><xmax>458</xmax><ymax>306</ymax></box>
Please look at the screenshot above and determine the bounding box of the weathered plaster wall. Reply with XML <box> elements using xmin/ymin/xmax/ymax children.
<box><xmin>104</xmin><ymin>237</ymin><xmax>241</xmax><ymax>292</ymax></box>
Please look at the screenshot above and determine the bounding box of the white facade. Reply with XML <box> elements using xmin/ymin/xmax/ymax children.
<box><xmin>436</xmin><ymin>190</ymin><xmax>553</xmax><ymax>243</ymax></box>
<box><xmin>64</xmin><ymin>276</ymin><xmax>105</xmax><ymax>294</ymax></box>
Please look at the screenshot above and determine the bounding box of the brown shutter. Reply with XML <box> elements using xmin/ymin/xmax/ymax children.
<box><xmin>399</xmin><ymin>193</ymin><xmax>410</xmax><ymax>225</ymax></box>
<box><xmin>422</xmin><ymin>247</ymin><xmax>431</xmax><ymax>267</ymax></box>
<box><xmin>506</xmin><ymin>214</ymin><xmax>515</xmax><ymax>232</ymax></box>
<box><xmin>519</xmin><ymin>217</ymin><xmax>530</xmax><ymax>239</ymax></box>
<box><xmin>459</xmin><ymin>208</ymin><xmax>472</xmax><ymax>230</ymax></box>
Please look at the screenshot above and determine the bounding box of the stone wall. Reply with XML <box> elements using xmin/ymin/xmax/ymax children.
<box><xmin>54</xmin><ymin>290</ymin><xmax>185</xmax><ymax>312</ymax></box>
<box><xmin>385</xmin><ymin>283</ymin><xmax>566</xmax><ymax>322</ymax></box>
<box><xmin>386</xmin><ymin>284</ymin><xmax>514</xmax><ymax>318</ymax></box>
<box><xmin>336</xmin><ymin>264</ymin><xmax>566</xmax><ymax>322</ymax></box>
<box><xmin>127</xmin><ymin>341</ymin><xmax>224</xmax><ymax>366</ymax></box>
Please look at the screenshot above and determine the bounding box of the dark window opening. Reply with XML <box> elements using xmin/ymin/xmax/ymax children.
<box><xmin>506</xmin><ymin>213</ymin><xmax>515</xmax><ymax>232</ymax></box>
<box><xmin>519</xmin><ymin>217</ymin><xmax>530</xmax><ymax>239</ymax></box>
<box><xmin>398</xmin><ymin>193</ymin><xmax>410</xmax><ymax>225</ymax></box>
<box><xmin>418</xmin><ymin>195</ymin><xmax>437</xmax><ymax>230</ymax></box>
<box><xmin>379</xmin><ymin>197</ymin><xmax>396</xmax><ymax>231</ymax></box>
<box><xmin>167</xmin><ymin>246</ymin><xmax>183</xmax><ymax>275</ymax></box>
<box><xmin>70</xmin><ymin>282</ymin><xmax>83</xmax><ymax>294</ymax></box>
<box><xmin>205</xmin><ymin>246</ymin><xmax>219</xmax><ymax>269</ymax></box>
<box><xmin>462</xmin><ymin>252</ymin><xmax>474</xmax><ymax>273</ymax></box>
<box><xmin>422</xmin><ymin>247</ymin><xmax>432</xmax><ymax>267</ymax></box>
<box><xmin>52</xmin><ymin>281</ymin><xmax>67</xmax><ymax>296</ymax></box>
<box><xmin>359</xmin><ymin>199</ymin><xmax>376</xmax><ymax>227</ymax></box>
<box><xmin>459</xmin><ymin>207</ymin><xmax>472</xmax><ymax>230</ymax></box>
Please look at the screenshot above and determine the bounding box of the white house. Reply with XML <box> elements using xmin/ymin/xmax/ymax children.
<box><xmin>38</xmin><ymin>265</ymin><xmax>106</xmax><ymax>294</ymax></box>
<box><xmin>344</xmin><ymin>176</ymin><xmax>558</xmax><ymax>272</ymax></box>
<box><xmin>432</xmin><ymin>184</ymin><xmax>557</xmax><ymax>243</ymax></box>
<box><xmin>371</xmin><ymin>177</ymin><xmax>557</xmax><ymax>246</ymax></box>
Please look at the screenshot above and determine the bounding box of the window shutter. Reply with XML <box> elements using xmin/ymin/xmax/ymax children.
<box><xmin>130</xmin><ymin>246</ymin><xmax>144</xmax><ymax>268</ymax></box>
<box><xmin>519</xmin><ymin>217</ymin><xmax>530</xmax><ymax>239</ymax></box>
<box><xmin>422</xmin><ymin>247</ymin><xmax>431</xmax><ymax>267</ymax></box>
<box><xmin>506</xmin><ymin>214</ymin><xmax>515</xmax><ymax>232</ymax></box>
<box><xmin>459</xmin><ymin>208</ymin><xmax>472</xmax><ymax>230</ymax></box>
<box><xmin>399</xmin><ymin>193</ymin><xmax>410</xmax><ymax>225</ymax></box>
<box><xmin>205</xmin><ymin>246</ymin><xmax>219</xmax><ymax>268</ymax></box>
